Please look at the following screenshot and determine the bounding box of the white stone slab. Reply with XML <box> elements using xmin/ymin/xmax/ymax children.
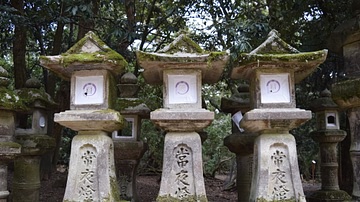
<box><xmin>250</xmin><ymin>133</ymin><xmax>306</xmax><ymax>201</ymax></box>
<box><xmin>54</xmin><ymin>109</ymin><xmax>124</xmax><ymax>132</ymax></box>
<box><xmin>63</xmin><ymin>131</ymin><xmax>119</xmax><ymax>201</ymax></box>
<box><xmin>158</xmin><ymin>132</ymin><xmax>207</xmax><ymax>201</ymax></box>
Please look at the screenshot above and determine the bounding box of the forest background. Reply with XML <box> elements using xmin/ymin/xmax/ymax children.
<box><xmin>0</xmin><ymin>0</ymin><xmax>354</xmax><ymax>189</ymax></box>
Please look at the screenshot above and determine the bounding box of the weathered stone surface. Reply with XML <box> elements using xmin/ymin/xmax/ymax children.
<box><xmin>224</xmin><ymin>133</ymin><xmax>257</xmax><ymax>155</ymax></box>
<box><xmin>0</xmin><ymin>78</ymin><xmax>22</xmax><ymax>202</ymax></box>
<box><xmin>231</xmin><ymin>30</ymin><xmax>328</xmax><ymax>83</ymax></box>
<box><xmin>307</xmin><ymin>190</ymin><xmax>352</xmax><ymax>202</ymax></box>
<box><xmin>12</xmin><ymin>156</ymin><xmax>41</xmax><ymax>202</ymax></box>
<box><xmin>240</xmin><ymin>108</ymin><xmax>311</xmax><ymax>132</ymax></box>
<box><xmin>54</xmin><ymin>109</ymin><xmax>124</xmax><ymax>132</ymax></box>
<box><xmin>0</xmin><ymin>67</ymin><xmax>10</xmax><ymax>88</ymax></box>
<box><xmin>15</xmin><ymin>135</ymin><xmax>55</xmax><ymax>155</ymax></box>
<box><xmin>64</xmin><ymin>131</ymin><xmax>120</xmax><ymax>202</ymax></box>
<box><xmin>114</xmin><ymin>141</ymin><xmax>147</xmax><ymax>160</ymax></box>
<box><xmin>136</xmin><ymin>34</ymin><xmax>229</xmax><ymax>85</ymax></box>
<box><xmin>0</xmin><ymin>164</ymin><xmax>9</xmax><ymax>201</ymax></box>
<box><xmin>150</xmin><ymin>108</ymin><xmax>214</xmax><ymax>132</ymax></box>
<box><xmin>250</xmin><ymin>133</ymin><xmax>306</xmax><ymax>202</ymax></box>
<box><xmin>220</xmin><ymin>84</ymin><xmax>250</xmax><ymax>114</ymax></box>
<box><xmin>346</xmin><ymin>108</ymin><xmax>360</xmax><ymax>199</ymax></box>
<box><xmin>0</xmin><ymin>67</ymin><xmax>27</xmax><ymax>111</ymax></box>
<box><xmin>113</xmin><ymin>141</ymin><xmax>147</xmax><ymax>201</ymax></box>
<box><xmin>332</xmin><ymin>78</ymin><xmax>360</xmax><ymax>109</ymax></box>
<box><xmin>224</xmin><ymin>133</ymin><xmax>257</xmax><ymax>202</ymax></box>
<box><xmin>157</xmin><ymin>132</ymin><xmax>207</xmax><ymax>201</ymax></box>
<box><xmin>40</xmin><ymin>31</ymin><xmax>127</xmax><ymax>80</ymax></box>
<box><xmin>311</xmin><ymin>130</ymin><xmax>347</xmax><ymax>191</ymax></box>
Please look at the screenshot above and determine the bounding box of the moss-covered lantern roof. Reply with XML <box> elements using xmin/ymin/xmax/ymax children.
<box><xmin>15</xmin><ymin>78</ymin><xmax>58</xmax><ymax>110</ymax></box>
<box><xmin>0</xmin><ymin>66</ymin><xmax>28</xmax><ymax>111</ymax></box>
<box><xmin>310</xmin><ymin>89</ymin><xmax>339</xmax><ymax>112</ymax></box>
<box><xmin>40</xmin><ymin>31</ymin><xmax>127</xmax><ymax>80</ymax></box>
<box><xmin>220</xmin><ymin>84</ymin><xmax>251</xmax><ymax>114</ymax></box>
<box><xmin>136</xmin><ymin>33</ymin><xmax>229</xmax><ymax>85</ymax></box>
<box><xmin>231</xmin><ymin>29</ymin><xmax>328</xmax><ymax>83</ymax></box>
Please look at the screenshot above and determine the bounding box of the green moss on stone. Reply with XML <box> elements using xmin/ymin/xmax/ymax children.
<box><xmin>15</xmin><ymin>135</ymin><xmax>55</xmax><ymax>150</ymax></box>
<box><xmin>308</xmin><ymin>190</ymin><xmax>352</xmax><ymax>201</ymax></box>
<box><xmin>207</xmin><ymin>51</ymin><xmax>228</xmax><ymax>68</ymax></box>
<box><xmin>236</xmin><ymin>50</ymin><xmax>327</xmax><ymax>66</ymax></box>
<box><xmin>60</xmin><ymin>52</ymin><xmax>127</xmax><ymax>68</ymax></box>
<box><xmin>110</xmin><ymin>176</ymin><xmax>121</xmax><ymax>202</ymax></box>
<box><xmin>332</xmin><ymin>78</ymin><xmax>360</xmax><ymax>101</ymax></box>
<box><xmin>156</xmin><ymin>195</ymin><xmax>207</xmax><ymax>202</ymax></box>
<box><xmin>108</xmin><ymin>73</ymin><xmax>117</xmax><ymax>109</ymax></box>
<box><xmin>114</xmin><ymin>98</ymin><xmax>143</xmax><ymax>111</ymax></box>
<box><xmin>61</xmin><ymin>31</ymin><xmax>127</xmax><ymax>69</ymax></box>
<box><xmin>256</xmin><ymin>197</ymin><xmax>296</xmax><ymax>202</ymax></box>
<box><xmin>0</xmin><ymin>87</ymin><xmax>28</xmax><ymax>111</ymax></box>
<box><xmin>16</xmin><ymin>88</ymin><xmax>57</xmax><ymax>109</ymax></box>
<box><xmin>0</xmin><ymin>141</ymin><xmax>21</xmax><ymax>149</ymax></box>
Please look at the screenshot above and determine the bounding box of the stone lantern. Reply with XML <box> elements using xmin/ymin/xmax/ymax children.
<box><xmin>222</xmin><ymin>84</ymin><xmax>258</xmax><ymax>201</ymax></box>
<box><xmin>231</xmin><ymin>30</ymin><xmax>328</xmax><ymax>201</ymax></box>
<box><xmin>0</xmin><ymin>66</ymin><xmax>23</xmax><ymax>202</ymax></box>
<box><xmin>329</xmin><ymin>1</ymin><xmax>360</xmax><ymax>200</ymax></box>
<box><xmin>137</xmin><ymin>33</ymin><xmax>229</xmax><ymax>201</ymax></box>
<box><xmin>40</xmin><ymin>31</ymin><xmax>127</xmax><ymax>201</ymax></box>
<box><xmin>12</xmin><ymin>77</ymin><xmax>56</xmax><ymax>202</ymax></box>
<box><xmin>307</xmin><ymin>89</ymin><xmax>351</xmax><ymax>201</ymax></box>
<box><xmin>113</xmin><ymin>72</ymin><xmax>150</xmax><ymax>201</ymax></box>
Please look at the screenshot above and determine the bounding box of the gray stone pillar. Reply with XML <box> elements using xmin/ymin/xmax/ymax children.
<box><xmin>13</xmin><ymin>156</ymin><xmax>41</xmax><ymax>202</ymax></box>
<box><xmin>0</xmin><ymin>164</ymin><xmax>9</xmax><ymax>202</ymax></box>
<box><xmin>346</xmin><ymin>107</ymin><xmax>360</xmax><ymax>198</ymax></box>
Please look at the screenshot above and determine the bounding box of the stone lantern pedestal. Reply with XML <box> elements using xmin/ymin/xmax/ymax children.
<box><xmin>222</xmin><ymin>84</ymin><xmax>257</xmax><ymax>201</ymax></box>
<box><xmin>0</xmin><ymin>66</ymin><xmax>23</xmax><ymax>202</ymax></box>
<box><xmin>12</xmin><ymin>78</ymin><xmax>56</xmax><ymax>202</ymax></box>
<box><xmin>137</xmin><ymin>33</ymin><xmax>229</xmax><ymax>201</ymax></box>
<box><xmin>329</xmin><ymin>2</ymin><xmax>360</xmax><ymax>200</ymax></box>
<box><xmin>113</xmin><ymin>72</ymin><xmax>150</xmax><ymax>201</ymax></box>
<box><xmin>40</xmin><ymin>31</ymin><xmax>127</xmax><ymax>201</ymax></box>
<box><xmin>231</xmin><ymin>30</ymin><xmax>327</xmax><ymax>201</ymax></box>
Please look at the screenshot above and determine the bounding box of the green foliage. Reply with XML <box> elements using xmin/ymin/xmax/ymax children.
<box><xmin>202</xmin><ymin>113</ymin><xmax>234</xmax><ymax>177</ymax></box>
<box><xmin>58</xmin><ymin>128</ymin><xmax>77</xmax><ymax>165</ymax></box>
<box><xmin>290</xmin><ymin>117</ymin><xmax>319</xmax><ymax>180</ymax></box>
<box><xmin>138</xmin><ymin>120</ymin><xmax>164</xmax><ymax>174</ymax></box>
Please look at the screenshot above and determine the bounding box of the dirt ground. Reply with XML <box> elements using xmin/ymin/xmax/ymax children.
<box><xmin>7</xmin><ymin>169</ymin><xmax>321</xmax><ymax>202</ymax></box>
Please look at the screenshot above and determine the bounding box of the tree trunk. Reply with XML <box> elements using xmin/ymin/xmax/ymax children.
<box><xmin>77</xmin><ymin>0</ymin><xmax>99</xmax><ymax>40</ymax></box>
<box><xmin>11</xmin><ymin>0</ymin><xmax>27</xmax><ymax>89</ymax></box>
